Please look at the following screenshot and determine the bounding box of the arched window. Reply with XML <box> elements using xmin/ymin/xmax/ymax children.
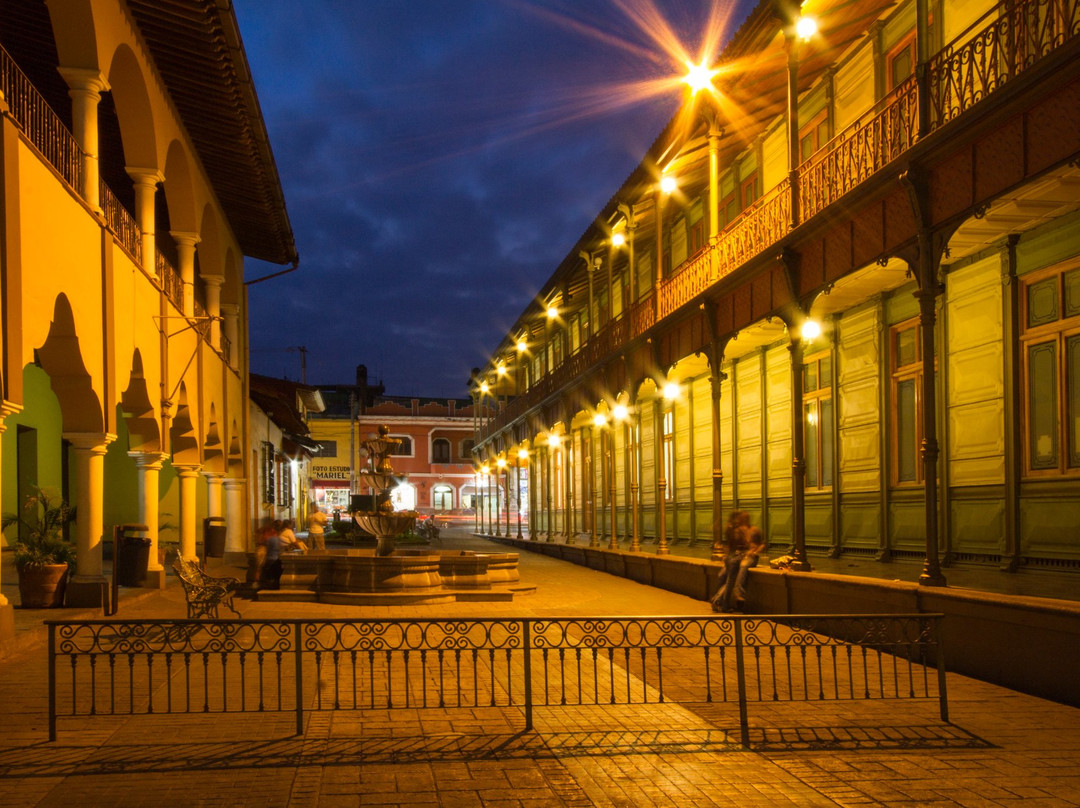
<box><xmin>460</xmin><ymin>439</ymin><xmax>475</xmax><ymax>460</ymax></box>
<box><xmin>390</xmin><ymin>435</ymin><xmax>412</xmax><ymax>456</ymax></box>
<box><xmin>432</xmin><ymin>438</ymin><xmax>450</xmax><ymax>463</ymax></box>
<box><xmin>433</xmin><ymin>484</ymin><xmax>454</xmax><ymax>511</ymax></box>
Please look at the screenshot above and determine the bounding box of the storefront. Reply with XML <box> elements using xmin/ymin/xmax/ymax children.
<box><xmin>310</xmin><ymin>462</ymin><xmax>352</xmax><ymax>516</ymax></box>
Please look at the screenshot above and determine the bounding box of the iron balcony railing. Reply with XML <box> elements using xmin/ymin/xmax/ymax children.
<box><xmin>48</xmin><ymin>613</ymin><xmax>947</xmax><ymax>747</ymax></box>
<box><xmin>99</xmin><ymin>179</ymin><xmax>142</xmax><ymax>265</ymax></box>
<box><xmin>484</xmin><ymin>0</ymin><xmax>1080</xmax><ymax>442</ymax></box>
<box><xmin>0</xmin><ymin>45</ymin><xmax>82</xmax><ymax>191</ymax></box>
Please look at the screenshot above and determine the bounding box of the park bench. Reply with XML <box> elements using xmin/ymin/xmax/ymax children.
<box><xmin>172</xmin><ymin>555</ymin><xmax>241</xmax><ymax>619</ymax></box>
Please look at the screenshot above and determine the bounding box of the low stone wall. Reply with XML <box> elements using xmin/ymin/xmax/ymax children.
<box><xmin>488</xmin><ymin>535</ymin><xmax>1080</xmax><ymax>708</ymax></box>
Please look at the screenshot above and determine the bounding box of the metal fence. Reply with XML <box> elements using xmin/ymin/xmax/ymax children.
<box><xmin>47</xmin><ymin>614</ymin><xmax>947</xmax><ymax>746</ymax></box>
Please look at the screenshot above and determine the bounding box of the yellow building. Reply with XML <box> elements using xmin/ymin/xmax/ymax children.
<box><xmin>474</xmin><ymin>0</ymin><xmax>1080</xmax><ymax>584</ymax></box>
<box><xmin>0</xmin><ymin>0</ymin><xmax>296</xmax><ymax>635</ymax></box>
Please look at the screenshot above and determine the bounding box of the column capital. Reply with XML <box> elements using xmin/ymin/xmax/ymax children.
<box><xmin>128</xmin><ymin>450</ymin><xmax>168</xmax><ymax>471</ymax></box>
<box><xmin>0</xmin><ymin>401</ymin><xmax>23</xmax><ymax>431</ymax></box>
<box><xmin>223</xmin><ymin>477</ymin><xmax>246</xmax><ymax>490</ymax></box>
<box><xmin>62</xmin><ymin>432</ymin><xmax>116</xmax><ymax>454</ymax></box>
<box><xmin>125</xmin><ymin>166</ymin><xmax>164</xmax><ymax>188</ymax></box>
<box><xmin>57</xmin><ymin>67</ymin><xmax>110</xmax><ymax>96</ymax></box>
<box><xmin>201</xmin><ymin>274</ymin><xmax>224</xmax><ymax>289</ymax></box>
<box><xmin>175</xmin><ymin>464</ymin><xmax>203</xmax><ymax>478</ymax></box>
<box><xmin>203</xmin><ymin>470</ymin><xmax>226</xmax><ymax>481</ymax></box>
<box><xmin>220</xmin><ymin>302</ymin><xmax>240</xmax><ymax>316</ymax></box>
<box><xmin>170</xmin><ymin>230</ymin><xmax>201</xmax><ymax>249</ymax></box>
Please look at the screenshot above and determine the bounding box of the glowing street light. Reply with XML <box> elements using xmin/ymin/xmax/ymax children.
<box><xmin>546</xmin><ymin>304</ymin><xmax>559</xmax><ymax>319</ymax></box>
<box><xmin>795</xmin><ymin>15</ymin><xmax>818</xmax><ymax>41</ymax></box>
<box><xmin>611</xmin><ymin>231</ymin><xmax>626</xmax><ymax>248</ymax></box>
<box><xmin>660</xmin><ymin>174</ymin><xmax>677</xmax><ymax>195</ymax></box>
<box><xmin>662</xmin><ymin>382</ymin><xmax>680</xmax><ymax>401</ymax></box>
<box><xmin>801</xmin><ymin>319</ymin><xmax>822</xmax><ymax>342</ymax></box>
<box><xmin>516</xmin><ymin>338</ymin><xmax>527</xmax><ymax>352</ymax></box>
<box><xmin>683</xmin><ymin>60</ymin><xmax>718</xmax><ymax>94</ymax></box>
<box><xmin>613</xmin><ymin>403</ymin><xmax>629</xmax><ymax>421</ymax></box>
<box><xmin>593</xmin><ymin>413</ymin><xmax>608</xmax><ymax>428</ymax></box>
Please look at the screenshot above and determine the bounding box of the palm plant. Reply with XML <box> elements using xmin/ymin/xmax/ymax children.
<box><xmin>1</xmin><ymin>487</ymin><xmax>77</xmax><ymax>572</ymax></box>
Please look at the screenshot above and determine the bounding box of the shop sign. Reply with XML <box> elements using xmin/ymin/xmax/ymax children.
<box><xmin>312</xmin><ymin>464</ymin><xmax>350</xmax><ymax>480</ymax></box>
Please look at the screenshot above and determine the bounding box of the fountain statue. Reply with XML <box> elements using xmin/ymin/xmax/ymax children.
<box><xmin>352</xmin><ymin>425</ymin><xmax>417</xmax><ymax>556</ymax></box>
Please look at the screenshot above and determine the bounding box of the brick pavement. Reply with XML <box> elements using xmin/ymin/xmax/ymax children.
<box><xmin>1</xmin><ymin>531</ymin><xmax>1079</xmax><ymax>807</ymax></box>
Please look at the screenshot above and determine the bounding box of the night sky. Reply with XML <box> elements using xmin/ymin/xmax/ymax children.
<box><xmin>235</xmin><ymin>1</ymin><xmax>756</xmax><ymax>398</ymax></box>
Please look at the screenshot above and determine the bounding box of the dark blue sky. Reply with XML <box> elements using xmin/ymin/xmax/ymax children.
<box><xmin>236</xmin><ymin>1</ymin><xmax>755</xmax><ymax>397</ymax></box>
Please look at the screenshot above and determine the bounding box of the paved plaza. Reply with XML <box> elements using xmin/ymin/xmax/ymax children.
<box><xmin>2</xmin><ymin>531</ymin><xmax>1079</xmax><ymax>807</ymax></box>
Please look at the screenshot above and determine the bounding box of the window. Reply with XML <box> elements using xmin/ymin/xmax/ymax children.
<box><xmin>799</xmin><ymin>110</ymin><xmax>830</xmax><ymax>164</ymax></box>
<box><xmin>460</xmin><ymin>439</ymin><xmax>475</xmax><ymax>459</ymax></box>
<box><xmin>432</xmin><ymin>438</ymin><xmax>450</xmax><ymax>464</ymax></box>
<box><xmin>887</xmin><ymin>33</ymin><xmax>916</xmax><ymax>91</ymax></box>
<box><xmin>689</xmin><ymin>218</ymin><xmax>705</xmax><ymax>255</ymax></box>
<box><xmin>803</xmin><ymin>350</ymin><xmax>834</xmax><ymax>490</ymax></box>
<box><xmin>662</xmin><ymin>409</ymin><xmax>675</xmax><ymax>500</ymax></box>
<box><xmin>740</xmin><ymin>172</ymin><xmax>760</xmax><ymax>208</ymax></box>
<box><xmin>261</xmin><ymin>442</ymin><xmax>275</xmax><ymax>504</ymax></box>
<box><xmin>313</xmin><ymin>440</ymin><xmax>337</xmax><ymax>458</ymax></box>
<box><xmin>890</xmin><ymin>318</ymin><xmax>924</xmax><ymax>485</ymax></box>
<box><xmin>390</xmin><ymin>435</ymin><xmax>413</xmax><ymax>456</ymax></box>
<box><xmin>1021</xmin><ymin>261</ymin><xmax>1080</xmax><ymax>475</ymax></box>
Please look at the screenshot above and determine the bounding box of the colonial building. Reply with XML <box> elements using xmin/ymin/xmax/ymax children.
<box><xmin>307</xmin><ymin>366</ymin><xmax>488</xmax><ymax>524</ymax></box>
<box><xmin>249</xmin><ymin>374</ymin><xmax>324</xmax><ymax>535</ymax></box>
<box><xmin>473</xmin><ymin>0</ymin><xmax>1080</xmax><ymax>583</ymax></box>
<box><xmin>0</xmin><ymin>0</ymin><xmax>296</xmax><ymax>632</ymax></box>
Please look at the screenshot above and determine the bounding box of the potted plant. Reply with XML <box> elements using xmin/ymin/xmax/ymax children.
<box><xmin>1</xmin><ymin>487</ymin><xmax>77</xmax><ymax>608</ymax></box>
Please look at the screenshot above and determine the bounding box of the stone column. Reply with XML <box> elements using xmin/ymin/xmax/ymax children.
<box><xmin>223</xmin><ymin>477</ymin><xmax>247</xmax><ymax>557</ymax></box>
<box><xmin>789</xmin><ymin>337</ymin><xmax>812</xmax><ymax>570</ymax></box>
<box><xmin>626</xmin><ymin>411</ymin><xmax>641</xmax><ymax>552</ymax></box>
<box><xmin>175</xmin><ymin>464</ymin><xmax>202</xmax><ymax>561</ymax></box>
<box><xmin>204</xmin><ymin>471</ymin><xmax>224</xmax><ymax>518</ymax></box>
<box><xmin>64</xmin><ymin>432</ymin><xmax>115</xmax><ymax>607</ymax></box>
<box><xmin>0</xmin><ymin>405</ymin><xmax>22</xmax><ymax>647</ymax></box>
<box><xmin>130</xmin><ymin>451</ymin><xmax>167</xmax><ymax>588</ymax></box>
<box><xmin>221</xmin><ymin>303</ymin><xmax>239</xmax><ymax>366</ymax></box>
<box><xmin>126</xmin><ymin>168</ymin><xmax>163</xmax><ymax>275</ymax></box>
<box><xmin>607</xmin><ymin>425</ymin><xmax>619</xmax><ymax>551</ymax></box>
<box><xmin>171</xmin><ymin>231</ymin><xmax>201</xmax><ymax>318</ymax></box>
<box><xmin>203</xmin><ymin>275</ymin><xmax>223</xmax><ymax>349</ymax></box>
<box><xmin>654</xmin><ymin>397</ymin><xmax>669</xmax><ymax>555</ymax></box>
<box><xmin>544</xmin><ymin>445</ymin><xmax>554</xmax><ymax>542</ymax></box>
<box><xmin>58</xmin><ymin>68</ymin><xmax>108</xmax><ymax>210</ymax></box>
<box><xmin>588</xmin><ymin>429</ymin><xmax>599</xmax><ymax>547</ymax></box>
<box><xmin>709</xmin><ymin>370</ymin><xmax>726</xmax><ymax>561</ymax></box>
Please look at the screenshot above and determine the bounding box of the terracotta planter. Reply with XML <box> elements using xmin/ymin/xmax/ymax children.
<box><xmin>17</xmin><ymin>563</ymin><xmax>69</xmax><ymax>608</ymax></box>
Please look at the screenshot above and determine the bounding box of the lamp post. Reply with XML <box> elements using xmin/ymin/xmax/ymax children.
<box><xmin>496</xmin><ymin>457</ymin><xmax>509</xmax><ymax>537</ymax></box>
<box><xmin>614</xmin><ymin>402</ymin><xmax>638</xmax><ymax>551</ymax></box>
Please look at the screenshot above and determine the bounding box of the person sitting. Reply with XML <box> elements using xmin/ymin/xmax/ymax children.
<box><xmin>278</xmin><ymin>518</ymin><xmax>307</xmax><ymax>553</ymax></box>
<box><xmin>710</xmin><ymin>510</ymin><xmax>765</xmax><ymax>613</ymax></box>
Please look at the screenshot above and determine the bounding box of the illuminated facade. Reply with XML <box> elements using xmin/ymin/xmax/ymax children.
<box><xmin>473</xmin><ymin>0</ymin><xmax>1080</xmax><ymax>583</ymax></box>
<box><xmin>0</xmin><ymin>0</ymin><xmax>296</xmax><ymax>632</ymax></box>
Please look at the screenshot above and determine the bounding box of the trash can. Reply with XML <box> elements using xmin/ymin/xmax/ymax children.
<box><xmin>114</xmin><ymin>524</ymin><xmax>151</xmax><ymax>587</ymax></box>
<box><xmin>204</xmin><ymin>516</ymin><xmax>227</xmax><ymax>558</ymax></box>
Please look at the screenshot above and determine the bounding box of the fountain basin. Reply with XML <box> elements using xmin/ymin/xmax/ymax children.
<box><xmin>262</xmin><ymin>549</ymin><xmax>533</xmax><ymax>604</ymax></box>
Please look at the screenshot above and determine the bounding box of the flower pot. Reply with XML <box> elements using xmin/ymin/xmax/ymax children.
<box><xmin>18</xmin><ymin>563</ymin><xmax>69</xmax><ymax>608</ymax></box>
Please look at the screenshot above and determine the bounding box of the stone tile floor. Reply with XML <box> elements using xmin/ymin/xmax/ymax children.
<box><xmin>1</xmin><ymin>531</ymin><xmax>1078</xmax><ymax>807</ymax></box>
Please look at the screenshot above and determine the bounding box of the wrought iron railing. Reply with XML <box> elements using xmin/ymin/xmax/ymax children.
<box><xmin>658</xmin><ymin>245</ymin><xmax>715</xmax><ymax>319</ymax></box>
<box><xmin>99</xmin><ymin>180</ymin><xmax>142</xmax><ymax>265</ymax></box>
<box><xmin>799</xmin><ymin>80</ymin><xmax>919</xmax><ymax>222</ymax></box>
<box><xmin>929</xmin><ymin>0</ymin><xmax>1080</xmax><ymax>129</ymax></box>
<box><xmin>0</xmin><ymin>45</ymin><xmax>83</xmax><ymax>192</ymax></box>
<box><xmin>221</xmin><ymin>333</ymin><xmax>232</xmax><ymax>364</ymax></box>
<box><xmin>47</xmin><ymin>613</ymin><xmax>947</xmax><ymax>746</ymax></box>
<box><xmin>157</xmin><ymin>251</ymin><xmax>184</xmax><ymax>312</ymax></box>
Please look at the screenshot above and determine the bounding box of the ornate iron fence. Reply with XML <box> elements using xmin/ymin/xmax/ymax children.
<box><xmin>157</xmin><ymin>251</ymin><xmax>184</xmax><ymax>312</ymax></box>
<box><xmin>99</xmin><ymin>180</ymin><xmax>142</xmax><ymax>265</ymax></box>
<box><xmin>47</xmin><ymin>613</ymin><xmax>947</xmax><ymax>746</ymax></box>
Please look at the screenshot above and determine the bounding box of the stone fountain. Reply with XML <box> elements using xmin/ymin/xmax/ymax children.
<box><xmin>353</xmin><ymin>425</ymin><xmax>417</xmax><ymax>556</ymax></box>
<box><xmin>258</xmin><ymin>425</ymin><xmax>534</xmax><ymax>605</ymax></box>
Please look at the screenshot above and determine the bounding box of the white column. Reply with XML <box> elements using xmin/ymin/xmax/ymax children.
<box><xmin>0</xmin><ymin>405</ymin><xmax>22</xmax><ymax>647</ymax></box>
<box><xmin>224</xmin><ymin>478</ymin><xmax>246</xmax><ymax>555</ymax></box>
<box><xmin>58</xmin><ymin>68</ymin><xmax>109</xmax><ymax>210</ymax></box>
<box><xmin>171</xmin><ymin>231</ymin><xmax>201</xmax><ymax>318</ymax></box>
<box><xmin>130</xmin><ymin>452</ymin><xmax>167</xmax><ymax>588</ymax></box>
<box><xmin>175</xmin><ymin>464</ymin><xmax>202</xmax><ymax>561</ymax></box>
<box><xmin>203</xmin><ymin>275</ymin><xmax>223</xmax><ymax>349</ymax></box>
<box><xmin>64</xmin><ymin>432</ymin><xmax>115</xmax><ymax>607</ymax></box>
<box><xmin>126</xmin><ymin>168</ymin><xmax>163</xmax><ymax>275</ymax></box>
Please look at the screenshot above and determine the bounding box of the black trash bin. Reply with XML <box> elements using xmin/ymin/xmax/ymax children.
<box><xmin>114</xmin><ymin>524</ymin><xmax>151</xmax><ymax>587</ymax></box>
<box><xmin>204</xmin><ymin>516</ymin><xmax>227</xmax><ymax>558</ymax></box>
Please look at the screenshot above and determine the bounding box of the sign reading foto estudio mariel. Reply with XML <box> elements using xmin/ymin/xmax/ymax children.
<box><xmin>312</xmin><ymin>464</ymin><xmax>350</xmax><ymax>481</ymax></box>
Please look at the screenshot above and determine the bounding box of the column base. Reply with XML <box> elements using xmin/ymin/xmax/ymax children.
<box><xmin>66</xmin><ymin>576</ymin><xmax>108</xmax><ymax>608</ymax></box>
<box><xmin>919</xmin><ymin>571</ymin><xmax>948</xmax><ymax>587</ymax></box>
<box><xmin>788</xmin><ymin>560</ymin><xmax>813</xmax><ymax>572</ymax></box>
<box><xmin>142</xmin><ymin>568</ymin><xmax>167</xmax><ymax>589</ymax></box>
